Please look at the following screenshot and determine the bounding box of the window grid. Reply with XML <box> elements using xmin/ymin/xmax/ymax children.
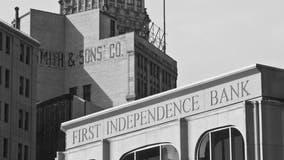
<box><xmin>197</xmin><ymin>127</ymin><xmax>244</xmax><ymax>160</ymax></box>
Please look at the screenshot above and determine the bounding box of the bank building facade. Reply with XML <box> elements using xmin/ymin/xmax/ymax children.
<box><xmin>55</xmin><ymin>64</ymin><xmax>284</xmax><ymax>160</ymax></box>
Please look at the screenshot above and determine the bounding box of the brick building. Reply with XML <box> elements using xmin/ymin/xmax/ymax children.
<box><xmin>0</xmin><ymin>17</ymin><xmax>40</xmax><ymax>160</ymax></box>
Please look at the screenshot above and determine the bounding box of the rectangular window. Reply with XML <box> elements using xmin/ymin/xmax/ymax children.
<box><xmin>6</xmin><ymin>36</ymin><xmax>10</xmax><ymax>54</ymax></box>
<box><xmin>110</xmin><ymin>20</ymin><xmax>116</xmax><ymax>37</ymax></box>
<box><xmin>24</xmin><ymin>112</ymin><xmax>29</xmax><ymax>130</ymax></box>
<box><xmin>0</xmin><ymin>66</ymin><xmax>2</xmax><ymax>85</ymax></box>
<box><xmin>69</xmin><ymin>87</ymin><xmax>77</xmax><ymax>96</ymax></box>
<box><xmin>24</xmin><ymin>145</ymin><xmax>28</xmax><ymax>160</ymax></box>
<box><xmin>19</xmin><ymin>76</ymin><xmax>24</xmax><ymax>95</ymax></box>
<box><xmin>18</xmin><ymin>143</ymin><xmax>22</xmax><ymax>160</ymax></box>
<box><xmin>20</xmin><ymin>43</ymin><xmax>24</xmax><ymax>62</ymax></box>
<box><xmin>137</xmin><ymin>0</ymin><xmax>142</xmax><ymax>8</ymax></box>
<box><xmin>5</xmin><ymin>69</ymin><xmax>10</xmax><ymax>88</ymax></box>
<box><xmin>3</xmin><ymin>138</ymin><xmax>8</xmax><ymax>158</ymax></box>
<box><xmin>4</xmin><ymin>103</ymin><xmax>9</xmax><ymax>123</ymax></box>
<box><xmin>26</xmin><ymin>46</ymin><xmax>30</xmax><ymax>65</ymax></box>
<box><xmin>19</xmin><ymin>109</ymin><xmax>23</xmax><ymax>128</ymax></box>
<box><xmin>83</xmin><ymin>84</ymin><xmax>91</xmax><ymax>101</ymax></box>
<box><xmin>0</xmin><ymin>101</ymin><xmax>2</xmax><ymax>121</ymax></box>
<box><xmin>0</xmin><ymin>32</ymin><xmax>2</xmax><ymax>51</ymax></box>
<box><xmin>25</xmin><ymin>78</ymin><xmax>30</xmax><ymax>98</ymax></box>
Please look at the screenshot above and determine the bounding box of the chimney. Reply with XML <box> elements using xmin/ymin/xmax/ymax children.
<box><xmin>15</xmin><ymin>7</ymin><xmax>20</xmax><ymax>29</ymax></box>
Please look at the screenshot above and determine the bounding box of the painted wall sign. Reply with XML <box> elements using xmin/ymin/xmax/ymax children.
<box><xmin>65</xmin><ymin>74</ymin><xmax>261</xmax><ymax>149</ymax></box>
<box><xmin>67</xmin><ymin>42</ymin><xmax>124</xmax><ymax>67</ymax></box>
<box><xmin>38</xmin><ymin>49</ymin><xmax>65</xmax><ymax>68</ymax></box>
<box><xmin>37</xmin><ymin>41</ymin><xmax>125</xmax><ymax>68</ymax></box>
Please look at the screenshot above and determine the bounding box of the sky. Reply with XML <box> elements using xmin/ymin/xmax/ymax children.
<box><xmin>1</xmin><ymin>0</ymin><xmax>284</xmax><ymax>87</ymax></box>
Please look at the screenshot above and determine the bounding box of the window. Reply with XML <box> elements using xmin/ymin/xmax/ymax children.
<box><xmin>24</xmin><ymin>145</ymin><xmax>28</xmax><ymax>160</ymax></box>
<box><xmin>4</xmin><ymin>103</ymin><xmax>9</xmax><ymax>123</ymax></box>
<box><xmin>3</xmin><ymin>138</ymin><xmax>8</xmax><ymax>158</ymax></box>
<box><xmin>69</xmin><ymin>87</ymin><xmax>77</xmax><ymax>96</ymax></box>
<box><xmin>196</xmin><ymin>127</ymin><xmax>244</xmax><ymax>160</ymax></box>
<box><xmin>110</xmin><ymin>19</ymin><xmax>116</xmax><ymax>37</ymax></box>
<box><xmin>19</xmin><ymin>109</ymin><xmax>23</xmax><ymax>128</ymax></box>
<box><xmin>83</xmin><ymin>84</ymin><xmax>91</xmax><ymax>101</ymax></box>
<box><xmin>6</xmin><ymin>35</ymin><xmax>10</xmax><ymax>54</ymax></box>
<box><xmin>20</xmin><ymin>43</ymin><xmax>24</xmax><ymax>62</ymax></box>
<box><xmin>5</xmin><ymin>69</ymin><xmax>10</xmax><ymax>88</ymax></box>
<box><xmin>19</xmin><ymin>76</ymin><xmax>24</xmax><ymax>95</ymax></box>
<box><xmin>92</xmin><ymin>0</ymin><xmax>99</xmax><ymax>9</ymax></box>
<box><xmin>25</xmin><ymin>78</ymin><xmax>30</xmax><ymax>98</ymax></box>
<box><xmin>26</xmin><ymin>46</ymin><xmax>30</xmax><ymax>65</ymax></box>
<box><xmin>137</xmin><ymin>0</ymin><xmax>142</xmax><ymax>8</ymax></box>
<box><xmin>0</xmin><ymin>66</ymin><xmax>2</xmax><ymax>85</ymax></box>
<box><xmin>0</xmin><ymin>32</ymin><xmax>2</xmax><ymax>51</ymax></box>
<box><xmin>120</xmin><ymin>144</ymin><xmax>179</xmax><ymax>160</ymax></box>
<box><xmin>0</xmin><ymin>101</ymin><xmax>2</xmax><ymax>121</ymax></box>
<box><xmin>25</xmin><ymin>112</ymin><xmax>29</xmax><ymax>130</ymax></box>
<box><xmin>18</xmin><ymin>143</ymin><xmax>22</xmax><ymax>160</ymax></box>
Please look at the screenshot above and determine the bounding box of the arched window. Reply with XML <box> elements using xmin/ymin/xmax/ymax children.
<box><xmin>196</xmin><ymin>127</ymin><xmax>244</xmax><ymax>160</ymax></box>
<box><xmin>120</xmin><ymin>144</ymin><xmax>179</xmax><ymax>160</ymax></box>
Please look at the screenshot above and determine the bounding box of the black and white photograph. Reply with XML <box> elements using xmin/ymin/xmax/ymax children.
<box><xmin>1</xmin><ymin>0</ymin><xmax>284</xmax><ymax>160</ymax></box>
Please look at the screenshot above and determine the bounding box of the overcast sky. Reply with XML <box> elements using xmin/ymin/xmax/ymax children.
<box><xmin>1</xmin><ymin>0</ymin><xmax>284</xmax><ymax>87</ymax></box>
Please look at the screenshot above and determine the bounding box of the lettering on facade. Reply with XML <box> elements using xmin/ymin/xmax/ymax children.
<box><xmin>67</xmin><ymin>42</ymin><xmax>123</xmax><ymax>67</ymax></box>
<box><xmin>37</xmin><ymin>42</ymin><xmax>124</xmax><ymax>68</ymax></box>
<box><xmin>66</xmin><ymin>75</ymin><xmax>261</xmax><ymax>148</ymax></box>
<box><xmin>38</xmin><ymin>49</ymin><xmax>65</xmax><ymax>68</ymax></box>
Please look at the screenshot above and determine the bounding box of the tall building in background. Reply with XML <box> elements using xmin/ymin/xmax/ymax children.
<box><xmin>12</xmin><ymin>0</ymin><xmax>178</xmax><ymax>160</ymax></box>
<box><xmin>0</xmin><ymin>17</ymin><xmax>40</xmax><ymax>160</ymax></box>
<box><xmin>58</xmin><ymin>0</ymin><xmax>151</xmax><ymax>36</ymax></box>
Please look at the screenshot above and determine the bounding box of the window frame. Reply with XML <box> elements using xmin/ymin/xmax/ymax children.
<box><xmin>195</xmin><ymin>126</ymin><xmax>245</xmax><ymax>160</ymax></box>
<box><xmin>120</xmin><ymin>143</ymin><xmax>179</xmax><ymax>160</ymax></box>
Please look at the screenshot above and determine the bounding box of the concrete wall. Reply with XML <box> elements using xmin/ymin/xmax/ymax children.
<box><xmin>29</xmin><ymin>9</ymin><xmax>66</xmax><ymax>102</ymax></box>
<box><xmin>64</xmin><ymin>33</ymin><xmax>135</xmax><ymax>108</ymax></box>
<box><xmin>261</xmin><ymin>101</ymin><xmax>284</xmax><ymax>159</ymax></box>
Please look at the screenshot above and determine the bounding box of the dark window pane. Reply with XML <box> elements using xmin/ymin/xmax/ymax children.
<box><xmin>212</xmin><ymin>129</ymin><xmax>230</xmax><ymax>160</ymax></box>
<box><xmin>69</xmin><ymin>87</ymin><xmax>77</xmax><ymax>96</ymax></box>
<box><xmin>18</xmin><ymin>143</ymin><xmax>22</xmax><ymax>160</ymax></box>
<box><xmin>25</xmin><ymin>78</ymin><xmax>30</xmax><ymax>98</ymax></box>
<box><xmin>19</xmin><ymin>109</ymin><xmax>23</xmax><ymax>128</ymax></box>
<box><xmin>0</xmin><ymin>66</ymin><xmax>2</xmax><ymax>85</ymax></box>
<box><xmin>0</xmin><ymin>32</ymin><xmax>2</xmax><ymax>50</ymax></box>
<box><xmin>4</xmin><ymin>103</ymin><xmax>9</xmax><ymax>122</ymax></box>
<box><xmin>162</xmin><ymin>145</ymin><xmax>179</xmax><ymax>160</ymax></box>
<box><xmin>198</xmin><ymin>134</ymin><xmax>210</xmax><ymax>160</ymax></box>
<box><xmin>20</xmin><ymin>43</ymin><xmax>24</xmax><ymax>62</ymax></box>
<box><xmin>136</xmin><ymin>146</ymin><xmax>160</xmax><ymax>160</ymax></box>
<box><xmin>110</xmin><ymin>20</ymin><xmax>115</xmax><ymax>36</ymax></box>
<box><xmin>121</xmin><ymin>153</ymin><xmax>134</xmax><ymax>160</ymax></box>
<box><xmin>25</xmin><ymin>112</ymin><xmax>29</xmax><ymax>130</ymax></box>
<box><xmin>26</xmin><ymin>46</ymin><xmax>30</xmax><ymax>65</ymax></box>
<box><xmin>24</xmin><ymin>145</ymin><xmax>28</xmax><ymax>160</ymax></box>
<box><xmin>5</xmin><ymin>69</ymin><xmax>10</xmax><ymax>88</ymax></box>
<box><xmin>19</xmin><ymin>76</ymin><xmax>24</xmax><ymax>95</ymax></box>
<box><xmin>83</xmin><ymin>84</ymin><xmax>91</xmax><ymax>101</ymax></box>
<box><xmin>232</xmin><ymin>129</ymin><xmax>244</xmax><ymax>160</ymax></box>
<box><xmin>6</xmin><ymin>36</ymin><xmax>10</xmax><ymax>54</ymax></box>
<box><xmin>3</xmin><ymin>138</ymin><xmax>8</xmax><ymax>158</ymax></box>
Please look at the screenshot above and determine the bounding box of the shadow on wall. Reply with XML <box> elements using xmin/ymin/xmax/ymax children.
<box><xmin>64</xmin><ymin>17</ymin><xmax>114</xmax><ymax>109</ymax></box>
